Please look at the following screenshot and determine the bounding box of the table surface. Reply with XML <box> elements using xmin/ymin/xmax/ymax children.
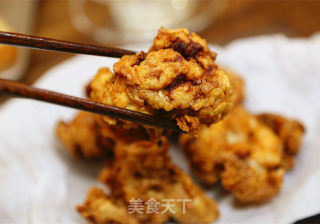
<box><xmin>10</xmin><ymin>0</ymin><xmax>320</xmax><ymax>85</ymax></box>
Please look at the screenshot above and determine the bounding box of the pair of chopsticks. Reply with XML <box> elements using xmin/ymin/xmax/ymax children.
<box><xmin>0</xmin><ymin>31</ymin><xmax>182</xmax><ymax>132</ymax></box>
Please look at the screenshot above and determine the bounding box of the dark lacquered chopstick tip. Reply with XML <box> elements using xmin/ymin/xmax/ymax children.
<box><xmin>0</xmin><ymin>79</ymin><xmax>183</xmax><ymax>133</ymax></box>
<box><xmin>0</xmin><ymin>31</ymin><xmax>136</xmax><ymax>58</ymax></box>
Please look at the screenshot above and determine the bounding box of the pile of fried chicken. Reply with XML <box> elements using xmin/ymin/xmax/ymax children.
<box><xmin>56</xmin><ymin>28</ymin><xmax>305</xmax><ymax>223</ymax></box>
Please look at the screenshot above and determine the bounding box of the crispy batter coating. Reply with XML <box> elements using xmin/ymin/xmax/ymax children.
<box><xmin>161</xmin><ymin>68</ymin><xmax>245</xmax><ymax>141</ymax></box>
<box><xmin>77</xmin><ymin>187</ymin><xmax>138</xmax><ymax>224</ymax></box>
<box><xmin>88</xmin><ymin>68</ymin><xmax>167</xmax><ymax>139</ymax></box>
<box><xmin>78</xmin><ymin>138</ymin><xmax>219</xmax><ymax>224</ymax></box>
<box><xmin>88</xmin><ymin>27</ymin><xmax>233</xmax><ymax>134</ymax></box>
<box><xmin>94</xmin><ymin>114</ymin><xmax>155</xmax><ymax>143</ymax></box>
<box><xmin>179</xmin><ymin>105</ymin><xmax>287</xmax><ymax>203</ymax></box>
<box><xmin>87</xmin><ymin>67</ymin><xmax>154</xmax><ymax>130</ymax></box>
<box><xmin>56</xmin><ymin>112</ymin><xmax>114</xmax><ymax>159</ymax></box>
<box><xmin>257</xmin><ymin>113</ymin><xmax>305</xmax><ymax>169</ymax></box>
<box><xmin>56</xmin><ymin>110</ymin><xmax>161</xmax><ymax>160</ymax></box>
<box><xmin>225</xmin><ymin>69</ymin><xmax>245</xmax><ymax>104</ymax></box>
<box><xmin>221</xmin><ymin>158</ymin><xmax>284</xmax><ymax>203</ymax></box>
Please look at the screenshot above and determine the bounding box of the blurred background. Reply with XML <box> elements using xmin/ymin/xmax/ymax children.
<box><xmin>0</xmin><ymin>0</ymin><xmax>320</xmax><ymax>88</ymax></box>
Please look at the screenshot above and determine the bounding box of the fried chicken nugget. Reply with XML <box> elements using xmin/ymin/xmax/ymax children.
<box><xmin>94</xmin><ymin>114</ymin><xmax>158</xmax><ymax>143</ymax></box>
<box><xmin>78</xmin><ymin>138</ymin><xmax>219</xmax><ymax>224</ymax></box>
<box><xmin>56</xmin><ymin>109</ymin><xmax>160</xmax><ymax>160</ymax></box>
<box><xmin>56</xmin><ymin>112</ymin><xmax>114</xmax><ymax>159</ymax></box>
<box><xmin>179</xmin><ymin>105</ymin><xmax>287</xmax><ymax>203</ymax></box>
<box><xmin>225</xmin><ymin>69</ymin><xmax>245</xmax><ymax>104</ymax></box>
<box><xmin>256</xmin><ymin>113</ymin><xmax>305</xmax><ymax>169</ymax></box>
<box><xmin>77</xmin><ymin>187</ymin><xmax>138</xmax><ymax>224</ymax></box>
<box><xmin>221</xmin><ymin>158</ymin><xmax>284</xmax><ymax>203</ymax></box>
<box><xmin>88</xmin><ymin>27</ymin><xmax>234</xmax><ymax>134</ymax></box>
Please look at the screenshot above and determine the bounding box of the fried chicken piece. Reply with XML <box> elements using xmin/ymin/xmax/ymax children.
<box><xmin>78</xmin><ymin>138</ymin><xmax>219</xmax><ymax>224</ymax></box>
<box><xmin>77</xmin><ymin>187</ymin><xmax>138</xmax><ymax>224</ymax></box>
<box><xmin>221</xmin><ymin>158</ymin><xmax>284</xmax><ymax>203</ymax></box>
<box><xmin>56</xmin><ymin>112</ymin><xmax>114</xmax><ymax>159</ymax></box>
<box><xmin>88</xmin><ymin>27</ymin><xmax>234</xmax><ymax>134</ymax></box>
<box><xmin>179</xmin><ymin>105</ymin><xmax>287</xmax><ymax>203</ymax></box>
<box><xmin>225</xmin><ymin>70</ymin><xmax>245</xmax><ymax>104</ymax></box>
<box><xmin>256</xmin><ymin>113</ymin><xmax>305</xmax><ymax>169</ymax></box>
<box><xmin>56</xmin><ymin>109</ymin><xmax>160</xmax><ymax>160</ymax></box>
<box><xmin>94</xmin><ymin>114</ymin><xmax>159</xmax><ymax>143</ymax></box>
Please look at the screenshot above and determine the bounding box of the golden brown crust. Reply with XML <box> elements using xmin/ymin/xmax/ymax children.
<box><xmin>87</xmin><ymin>67</ymin><xmax>154</xmax><ymax>129</ymax></box>
<box><xmin>179</xmin><ymin>105</ymin><xmax>286</xmax><ymax>203</ymax></box>
<box><xmin>221</xmin><ymin>158</ymin><xmax>284</xmax><ymax>203</ymax></box>
<box><xmin>89</xmin><ymin>28</ymin><xmax>233</xmax><ymax>134</ymax></box>
<box><xmin>226</xmin><ymin>70</ymin><xmax>245</xmax><ymax>104</ymax></box>
<box><xmin>87</xmin><ymin>67</ymin><xmax>166</xmax><ymax>138</ymax></box>
<box><xmin>256</xmin><ymin>113</ymin><xmax>305</xmax><ymax>169</ymax></box>
<box><xmin>96</xmin><ymin>138</ymin><xmax>219</xmax><ymax>224</ymax></box>
<box><xmin>56</xmin><ymin>112</ymin><xmax>114</xmax><ymax>159</ymax></box>
<box><xmin>94</xmin><ymin>114</ymin><xmax>151</xmax><ymax>143</ymax></box>
<box><xmin>149</xmin><ymin>27</ymin><xmax>215</xmax><ymax>65</ymax></box>
<box><xmin>77</xmin><ymin>187</ymin><xmax>138</xmax><ymax>224</ymax></box>
<box><xmin>56</xmin><ymin>111</ymin><xmax>161</xmax><ymax>160</ymax></box>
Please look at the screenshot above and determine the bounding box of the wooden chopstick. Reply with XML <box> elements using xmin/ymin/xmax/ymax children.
<box><xmin>0</xmin><ymin>79</ymin><xmax>182</xmax><ymax>132</ymax></box>
<box><xmin>0</xmin><ymin>31</ymin><xmax>136</xmax><ymax>58</ymax></box>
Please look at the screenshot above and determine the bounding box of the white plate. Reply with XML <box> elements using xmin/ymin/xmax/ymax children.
<box><xmin>0</xmin><ymin>35</ymin><xmax>320</xmax><ymax>224</ymax></box>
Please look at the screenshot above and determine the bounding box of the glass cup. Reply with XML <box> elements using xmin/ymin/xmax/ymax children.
<box><xmin>69</xmin><ymin>0</ymin><xmax>229</xmax><ymax>45</ymax></box>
